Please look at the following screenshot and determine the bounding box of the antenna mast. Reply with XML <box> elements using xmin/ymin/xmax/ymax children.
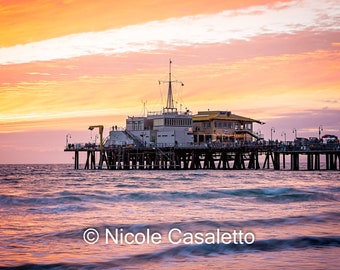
<box><xmin>166</xmin><ymin>59</ymin><xmax>174</xmax><ymax>110</ymax></box>
<box><xmin>159</xmin><ymin>59</ymin><xmax>184</xmax><ymax>114</ymax></box>
<box><xmin>141</xmin><ymin>100</ymin><xmax>147</xmax><ymax>117</ymax></box>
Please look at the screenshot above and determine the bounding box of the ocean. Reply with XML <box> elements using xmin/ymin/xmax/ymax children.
<box><xmin>0</xmin><ymin>164</ymin><xmax>339</xmax><ymax>269</ymax></box>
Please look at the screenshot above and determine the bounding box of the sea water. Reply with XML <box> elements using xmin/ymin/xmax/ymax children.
<box><xmin>0</xmin><ymin>164</ymin><xmax>339</xmax><ymax>269</ymax></box>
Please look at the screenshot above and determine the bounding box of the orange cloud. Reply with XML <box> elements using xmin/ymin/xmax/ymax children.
<box><xmin>186</xmin><ymin>49</ymin><xmax>339</xmax><ymax>113</ymax></box>
<box><xmin>0</xmin><ymin>0</ymin><xmax>285</xmax><ymax>47</ymax></box>
<box><xmin>1</xmin><ymin>46</ymin><xmax>338</xmax><ymax>133</ymax></box>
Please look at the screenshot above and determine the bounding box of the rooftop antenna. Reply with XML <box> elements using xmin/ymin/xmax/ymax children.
<box><xmin>167</xmin><ymin>59</ymin><xmax>174</xmax><ymax>110</ymax></box>
<box><xmin>159</xmin><ymin>59</ymin><xmax>184</xmax><ymax>114</ymax></box>
<box><xmin>141</xmin><ymin>100</ymin><xmax>147</xmax><ymax>117</ymax></box>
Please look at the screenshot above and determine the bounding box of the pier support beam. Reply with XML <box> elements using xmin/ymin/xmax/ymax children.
<box><xmin>190</xmin><ymin>151</ymin><xmax>201</xmax><ymax>169</ymax></box>
<box><xmin>291</xmin><ymin>153</ymin><xmax>299</xmax><ymax>171</ymax></box>
<box><xmin>203</xmin><ymin>151</ymin><xmax>215</xmax><ymax>169</ymax></box>
<box><xmin>84</xmin><ymin>150</ymin><xmax>96</xmax><ymax>170</ymax></box>
<box><xmin>282</xmin><ymin>154</ymin><xmax>286</xmax><ymax>169</ymax></box>
<box><xmin>233</xmin><ymin>152</ymin><xmax>245</xmax><ymax>170</ymax></box>
<box><xmin>263</xmin><ymin>151</ymin><xmax>274</xmax><ymax>169</ymax></box>
<box><xmin>74</xmin><ymin>150</ymin><xmax>79</xmax><ymax>170</ymax></box>
<box><xmin>248</xmin><ymin>152</ymin><xmax>259</xmax><ymax>170</ymax></box>
<box><xmin>98</xmin><ymin>151</ymin><xmax>108</xmax><ymax>170</ymax></box>
<box><xmin>326</xmin><ymin>153</ymin><xmax>337</xmax><ymax>170</ymax></box>
<box><xmin>273</xmin><ymin>152</ymin><xmax>280</xmax><ymax>170</ymax></box>
<box><xmin>307</xmin><ymin>154</ymin><xmax>314</xmax><ymax>170</ymax></box>
<box><xmin>314</xmin><ymin>153</ymin><xmax>320</xmax><ymax>170</ymax></box>
<box><xmin>218</xmin><ymin>151</ymin><xmax>230</xmax><ymax>169</ymax></box>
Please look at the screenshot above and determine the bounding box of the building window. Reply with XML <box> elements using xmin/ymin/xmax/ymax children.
<box><xmin>245</xmin><ymin>123</ymin><xmax>252</xmax><ymax>130</ymax></box>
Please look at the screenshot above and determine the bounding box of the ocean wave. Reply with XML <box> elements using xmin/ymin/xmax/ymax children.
<box><xmin>50</xmin><ymin>211</ymin><xmax>340</xmax><ymax>240</ymax></box>
<box><xmin>3</xmin><ymin>236</ymin><xmax>340</xmax><ymax>269</ymax></box>
<box><xmin>122</xmin><ymin>235</ymin><xmax>340</xmax><ymax>263</ymax></box>
<box><xmin>28</xmin><ymin>204</ymin><xmax>90</xmax><ymax>214</ymax></box>
<box><xmin>0</xmin><ymin>186</ymin><xmax>337</xmax><ymax>207</ymax></box>
<box><xmin>115</xmin><ymin>184</ymin><xmax>141</xmax><ymax>188</ymax></box>
<box><xmin>0</xmin><ymin>194</ymin><xmax>82</xmax><ymax>207</ymax></box>
<box><xmin>210</xmin><ymin>187</ymin><xmax>337</xmax><ymax>203</ymax></box>
<box><xmin>117</xmin><ymin>187</ymin><xmax>336</xmax><ymax>203</ymax></box>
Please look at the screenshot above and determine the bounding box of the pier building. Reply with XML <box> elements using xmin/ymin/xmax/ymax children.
<box><xmin>193</xmin><ymin>110</ymin><xmax>263</xmax><ymax>144</ymax></box>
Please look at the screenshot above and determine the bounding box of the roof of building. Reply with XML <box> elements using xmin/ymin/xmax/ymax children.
<box><xmin>192</xmin><ymin>111</ymin><xmax>264</xmax><ymax>124</ymax></box>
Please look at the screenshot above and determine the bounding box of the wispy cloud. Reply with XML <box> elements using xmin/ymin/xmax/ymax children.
<box><xmin>26</xmin><ymin>72</ymin><xmax>51</xmax><ymax>76</ymax></box>
<box><xmin>0</xmin><ymin>0</ymin><xmax>338</xmax><ymax>65</ymax></box>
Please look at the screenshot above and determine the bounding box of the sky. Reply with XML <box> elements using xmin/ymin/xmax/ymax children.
<box><xmin>0</xmin><ymin>0</ymin><xmax>339</xmax><ymax>164</ymax></box>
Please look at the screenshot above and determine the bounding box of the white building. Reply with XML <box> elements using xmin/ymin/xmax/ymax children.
<box><xmin>107</xmin><ymin>60</ymin><xmax>193</xmax><ymax>148</ymax></box>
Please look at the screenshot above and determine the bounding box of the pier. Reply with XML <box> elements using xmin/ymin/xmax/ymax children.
<box><xmin>64</xmin><ymin>61</ymin><xmax>340</xmax><ymax>172</ymax></box>
<box><xmin>65</xmin><ymin>144</ymin><xmax>340</xmax><ymax>171</ymax></box>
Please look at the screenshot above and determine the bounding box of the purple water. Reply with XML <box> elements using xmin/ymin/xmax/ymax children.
<box><xmin>0</xmin><ymin>165</ymin><xmax>339</xmax><ymax>269</ymax></box>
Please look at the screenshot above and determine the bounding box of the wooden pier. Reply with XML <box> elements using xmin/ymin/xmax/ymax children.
<box><xmin>65</xmin><ymin>145</ymin><xmax>340</xmax><ymax>171</ymax></box>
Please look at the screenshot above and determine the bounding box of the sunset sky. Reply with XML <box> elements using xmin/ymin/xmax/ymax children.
<box><xmin>0</xmin><ymin>0</ymin><xmax>339</xmax><ymax>164</ymax></box>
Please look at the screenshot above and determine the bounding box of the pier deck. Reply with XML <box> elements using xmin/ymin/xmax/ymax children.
<box><xmin>65</xmin><ymin>145</ymin><xmax>340</xmax><ymax>171</ymax></box>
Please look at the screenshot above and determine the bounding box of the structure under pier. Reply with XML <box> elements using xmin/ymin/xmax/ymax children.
<box><xmin>65</xmin><ymin>146</ymin><xmax>340</xmax><ymax>171</ymax></box>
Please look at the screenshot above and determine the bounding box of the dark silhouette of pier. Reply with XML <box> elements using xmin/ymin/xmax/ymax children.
<box><xmin>65</xmin><ymin>144</ymin><xmax>340</xmax><ymax>171</ymax></box>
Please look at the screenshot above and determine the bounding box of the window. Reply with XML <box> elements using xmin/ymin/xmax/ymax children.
<box><xmin>245</xmin><ymin>123</ymin><xmax>252</xmax><ymax>130</ymax></box>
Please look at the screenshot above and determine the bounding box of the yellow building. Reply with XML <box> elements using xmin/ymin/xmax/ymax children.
<box><xmin>193</xmin><ymin>110</ymin><xmax>264</xmax><ymax>144</ymax></box>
